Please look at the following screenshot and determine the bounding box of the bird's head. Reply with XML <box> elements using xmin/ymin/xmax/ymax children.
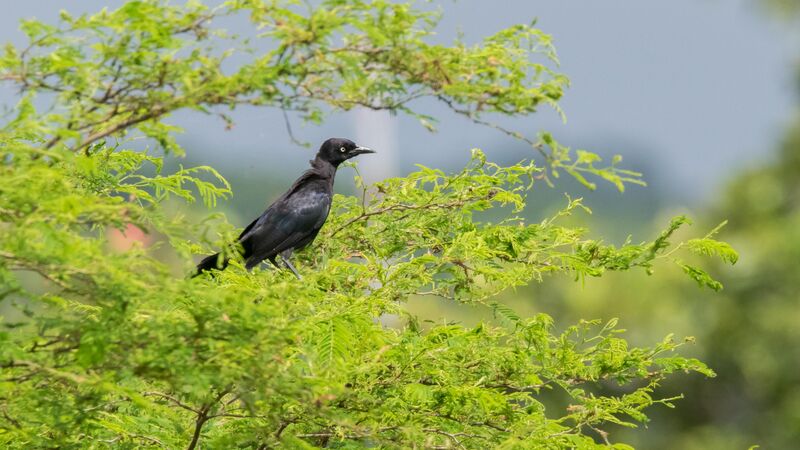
<box><xmin>316</xmin><ymin>137</ymin><xmax>375</xmax><ymax>166</ymax></box>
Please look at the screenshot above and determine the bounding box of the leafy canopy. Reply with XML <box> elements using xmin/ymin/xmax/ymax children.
<box><xmin>0</xmin><ymin>1</ymin><xmax>735</xmax><ymax>448</ymax></box>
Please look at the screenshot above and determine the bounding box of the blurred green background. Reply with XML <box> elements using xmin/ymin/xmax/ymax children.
<box><xmin>3</xmin><ymin>1</ymin><xmax>799</xmax><ymax>448</ymax></box>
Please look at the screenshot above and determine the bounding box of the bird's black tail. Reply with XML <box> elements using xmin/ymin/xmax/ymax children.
<box><xmin>193</xmin><ymin>253</ymin><xmax>229</xmax><ymax>277</ymax></box>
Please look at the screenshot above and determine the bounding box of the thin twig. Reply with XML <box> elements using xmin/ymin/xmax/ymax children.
<box><xmin>328</xmin><ymin>197</ymin><xmax>477</xmax><ymax>238</ymax></box>
<box><xmin>186</xmin><ymin>388</ymin><xmax>231</xmax><ymax>450</ymax></box>
<box><xmin>142</xmin><ymin>392</ymin><xmax>201</xmax><ymax>415</ymax></box>
<box><xmin>281</xmin><ymin>107</ymin><xmax>307</xmax><ymax>147</ymax></box>
<box><xmin>435</xmin><ymin>95</ymin><xmax>548</xmax><ymax>160</ymax></box>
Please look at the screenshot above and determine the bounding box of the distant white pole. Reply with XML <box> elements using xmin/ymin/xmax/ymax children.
<box><xmin>353</xmin><ymin>108</ymin><xmax>398</xmax><ymax>185</ymax></box>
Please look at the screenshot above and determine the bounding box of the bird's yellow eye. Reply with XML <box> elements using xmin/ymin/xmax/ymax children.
<box><xmin>340</xmin><ymin>147</ymin><xmax>346</xmax><ymax>153</ymax></box>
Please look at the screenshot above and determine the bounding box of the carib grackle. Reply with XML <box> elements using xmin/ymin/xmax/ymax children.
<box><xmin>195</xmin><ymin>138</ymin><xmax>374</xmax><ymax>279</ymax></box>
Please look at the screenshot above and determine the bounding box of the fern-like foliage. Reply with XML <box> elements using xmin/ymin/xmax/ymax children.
<box><xmin>0</xmin><ymin>2</ymin><xmax>736</xmax><ymax>448</ymax></box>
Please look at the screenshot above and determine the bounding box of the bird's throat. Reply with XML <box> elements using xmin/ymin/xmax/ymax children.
<box><xmin>309</xmin><ymin>157</ymin><xmax>338</xmax><ymax>182</ymax></box>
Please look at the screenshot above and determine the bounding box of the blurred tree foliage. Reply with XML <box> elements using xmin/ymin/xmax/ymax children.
<box><xmin>661</xmin><ymin>33</ymin><xmax>800</xmax><ymax>447</ymax></box>
<box><xmin>512</xmin><ymin>2</ymin><xmax>800</xmax><ymax>448</ymax></box>
<box><xmin>0</xmin><ymin>1</ymin><xmax>735</xmax><ymax>448</ymax></box>
<box><xmin>763</xmin><ymin>0</ymin><xmax>800</xmax><ymax>18</ymax></box>
<box><xmin>684</xmin><ymin>90</ymin><xmax>800</xmax><ymax>450</ymax></box>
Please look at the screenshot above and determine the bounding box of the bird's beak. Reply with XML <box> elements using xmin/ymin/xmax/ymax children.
<box><xmin>352</xmin><ymin>146</ymin><xmax>375</xmax><ymax>155</ymax></box>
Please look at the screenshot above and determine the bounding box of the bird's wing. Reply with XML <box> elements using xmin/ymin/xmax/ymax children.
<box><xmin>240</xmin><ymin>186</ymin><xmax>331</xmax><ymax>267</ymax></box>
<box><xmin>237</xmin><ymin>168</ymin><xmax>319</xmax><ymax>242</ymax></box>
<box><xmin>238</xmin><ymin>216</ymin><xmax>260</xmax><ymax>241</ymax></box>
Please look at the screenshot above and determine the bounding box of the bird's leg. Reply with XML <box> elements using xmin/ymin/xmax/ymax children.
<box><xmin>263</xmin><ymin>257</ymin><xmax>280</xmax><ymax>271</ymax></box>
<box><xmin>279</xmin><ymin>254</ymin><xmax>302</xmax><ymax>280</ymax></box>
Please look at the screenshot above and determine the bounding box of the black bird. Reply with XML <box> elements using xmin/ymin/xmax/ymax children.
<box><xmin>195</xmin><ymin>138</ymin><xmax>375</xmax><ymax>278</ymax></box>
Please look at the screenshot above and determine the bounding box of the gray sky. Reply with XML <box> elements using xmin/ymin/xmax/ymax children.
<box><xmin>1</xmin><ymin>1</ymin><xmax>796</xmax><ymax>201</ymax></box>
